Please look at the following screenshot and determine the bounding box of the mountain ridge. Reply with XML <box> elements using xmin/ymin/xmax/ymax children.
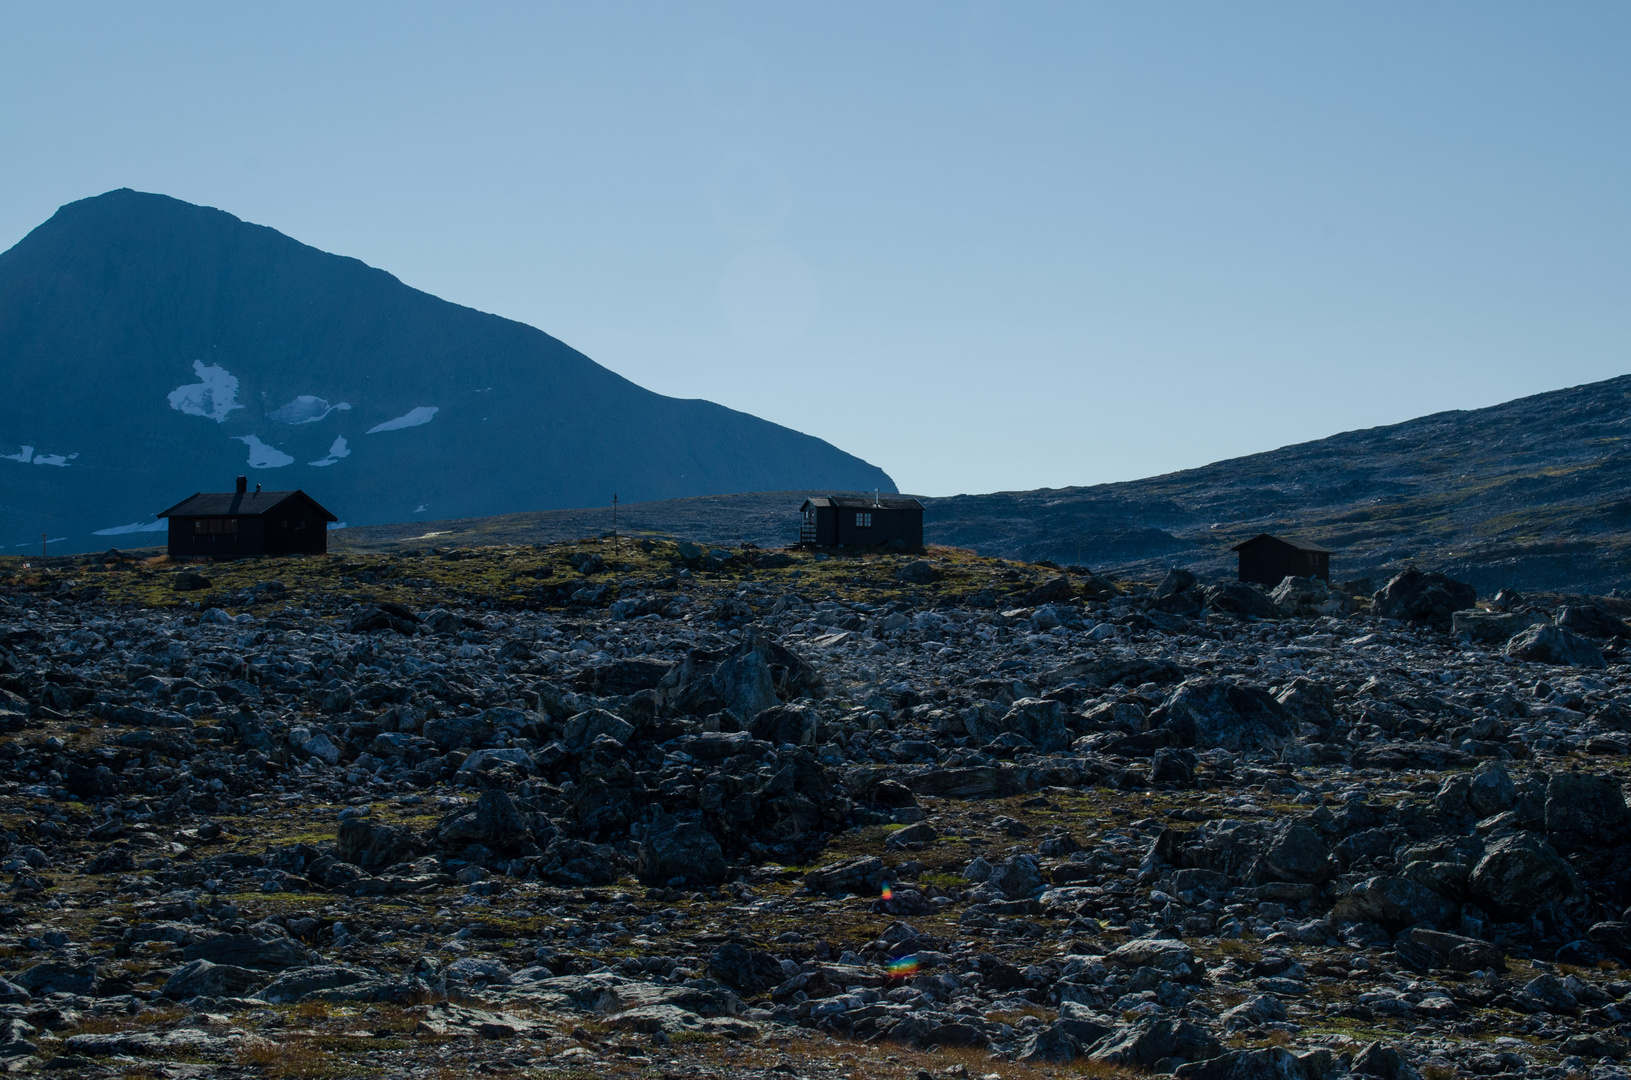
<box><xmin>327</xmin><ymin>374</ymin><xmax>1631</xmax><ymax>595</ymax></box>
<box><xmin>0</xmin><ymin>188</ymin><xmax>895</xmax><ymax>551</ymax></box>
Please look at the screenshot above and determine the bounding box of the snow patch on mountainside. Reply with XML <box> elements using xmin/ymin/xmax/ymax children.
<box><xmin>234</xmin><ymin>435</ymin><xmax>293</xmax><ymax>468</ymax></box>
<box><xmin>270</xmin><ymin>396</ymin><xmax>351</xmax><ymax>424</ymax></box>
<box><xmin>2</xmin><ymin>446</ymin><xmax>78</xmax><ymax>466</ymax></box>
<box><xmin>168</xmin><ymin>361</ymin><xmax>244</xmax><ymax>422</ymax></box>
<box><xmin>308</xmin><ymin>436</ymin><xmax>350</xmax><ymax>467</ymax></box>
<box><xmin>93</xmin><ymin>520</ymin><xmax>167</xmax><ymax>536</ymax></box>
<box><xmin>367</xmin><ymin>407</ymin><xmax>438</xmax><ymax>433</ymax></box>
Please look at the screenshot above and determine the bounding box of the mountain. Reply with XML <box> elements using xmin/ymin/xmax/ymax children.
<box><xmin>920</xmin><ymin>374</ymin><xmax>1631</xmax><ymax>594</ymax></box>
<box><xmin>332</xmin><ymin>376</ymin><xmax>1631</xmax><ymax>595</ymax></box>
<box><xmin>0</xmin><ymin>189</ymin><xmax>894</xmax><ymax>552</ymax></box>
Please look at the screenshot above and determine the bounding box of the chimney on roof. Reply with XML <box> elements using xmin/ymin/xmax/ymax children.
<box><xmin>236</xmin><ymin>476</ymin><xmax>247</xmax><ymax>494</ymax></box>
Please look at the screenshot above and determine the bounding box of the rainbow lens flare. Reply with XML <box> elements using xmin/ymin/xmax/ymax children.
<box><xmin>887</xmin><ymin>955</ymin><xmax>920</xmax><ymax>979</ymax></box>
<box><xmin>880</xmin><ymin>882</ymin><xmax>893</xmax><ymax>901</ymax></box>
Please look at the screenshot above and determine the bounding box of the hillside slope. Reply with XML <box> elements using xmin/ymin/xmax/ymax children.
<box><xmin>923</xmin><ymin>374</ymin><xmax>1631</xmax><ymax>593</ymax></box>
<box><xmin>0</xmin><ymin>189</ymin><xmax>894</xmax><ymax>551</ymax></box>
<box><xmin>334</xmin><ymin>376</ymin><xmax>1631</xmax><ymax>594</ymax></box>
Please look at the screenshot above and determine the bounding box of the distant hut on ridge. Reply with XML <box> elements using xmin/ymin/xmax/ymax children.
<box><xmin>1232</xmin><ymin>533</ymin><xmax>1330</xmax><ymax>587</ymax></box>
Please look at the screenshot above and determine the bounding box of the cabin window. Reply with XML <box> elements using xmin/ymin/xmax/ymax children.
<box><xmin>855</xmin><ymin>513</ymin><xmax>872</xmax><ymax>528</ymax></box>
<box><xmin>192</xmin><ymin>518</ymin><xmax>237</xmax><ymax>535</ymax></box>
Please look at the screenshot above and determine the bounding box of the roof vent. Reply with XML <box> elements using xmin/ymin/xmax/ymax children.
<box><xmin>236</xmin><ymin>476</ymin><xmax>247</xmax><ymax>494</ymax></box>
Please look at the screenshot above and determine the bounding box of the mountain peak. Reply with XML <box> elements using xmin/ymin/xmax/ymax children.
<box><xmin>0</xmin><ymin>192</ymin><xmax>893</xmax><ymax>550</ymax></box>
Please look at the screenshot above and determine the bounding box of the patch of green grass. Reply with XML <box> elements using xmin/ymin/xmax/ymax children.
<box><xmin>669</xmin><ymin>1029</ymin><xmax>721</xmax><ymax>1045</ymax></box>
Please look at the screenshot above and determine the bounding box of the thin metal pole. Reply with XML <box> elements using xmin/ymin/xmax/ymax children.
<box><xmin>613</xmin><ymin>494</ymin><xmax>618</xmax><ymax>554</ymax></box>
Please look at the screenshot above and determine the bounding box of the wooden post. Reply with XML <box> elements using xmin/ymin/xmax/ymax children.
<box><xmin>612</xmin><ymin>494</ymin><xmax>619</xmax><ymax>555</ymax></box>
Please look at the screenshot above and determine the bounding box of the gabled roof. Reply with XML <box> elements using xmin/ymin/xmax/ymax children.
<box><xmin>1231</xmin><ymin>532</ymin><xmax>1332</xmax><ymax>554</ymax></box>
<box><xmin>802</xmin><ymin>495</ymin><xmax>924</xmax><ymax>511</ymax></box>
<box><xmin>158</xmin><ymin>490</ymin><xmax>338</xmax><ymax>521</ymax></box>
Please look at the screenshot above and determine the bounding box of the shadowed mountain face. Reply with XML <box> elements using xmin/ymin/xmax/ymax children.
<box><xmin>0</xmin><ymin>189</ymin><xmax>894</xmax><ymax>551</ymax></box>
<box><xmin>334</xmin><ymin>377</ymin><xmax>1631</xmax><ymax>595</ymax></box>
<box><xmin>920</xmin><ymin>374</ymin><xmax>1631</xmax><ymax>593</ymax></box>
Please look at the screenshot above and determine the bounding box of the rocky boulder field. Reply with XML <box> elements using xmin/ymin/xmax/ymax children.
<box><xmin>1</xmin><ymin>542</ymin><xmax>1631</xmax><ymax>1080</ymax></box>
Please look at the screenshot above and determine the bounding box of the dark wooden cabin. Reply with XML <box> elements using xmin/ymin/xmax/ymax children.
<box><xmin>159</xmin><ymin>477</ymin><xmax>338</xmax><ymax>559</ymax></box>
<box><xmin>1232</xmin><ymin>533</ymin><xmax>1331</xmax><ymax>587</ymax></box>
<box><xmin>800</xmin><ymin>495</ymin><xmax>924</xmax><ymax>550</ymax></box>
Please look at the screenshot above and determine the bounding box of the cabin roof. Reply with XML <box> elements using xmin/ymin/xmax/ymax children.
<box><xmin>1230</xmin><ymin>532</ymin><xmax>1332</xmax><ymax>554</ymax></box>
<box><xmin>158</xmin><ymin>490</ymin><xmax>338</xmax><ymax>521</ymax></box>
<box><xmin>802</xmin><ymin>495</ymin><xmax>925</xmax><ymax>512</ymax></box>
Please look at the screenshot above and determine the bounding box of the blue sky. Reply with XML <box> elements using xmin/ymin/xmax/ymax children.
<box><xmin>2</xmin><ymin>2</ymin><xmax>1628</xmax><ymax>498</ymax></box>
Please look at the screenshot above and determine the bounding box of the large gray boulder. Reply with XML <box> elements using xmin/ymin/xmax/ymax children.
<box><xmin>337</xmin><ymin>818</ymin><xmax>424</xmax><ymax>872</ymax></box>
<box><xmin>707</xmin><ymin>944</ymin><xmax>786</xmax><ymax>995</ymax></box>
<box><xmin>1452</xmin><ymin>609</ymin><xmax>1546</xmax><ymax>643</ymax></box>
<box><xmin>804</xmin><ymin>856</ymin><xmax>887</xmax><ymax>894</ymax></box>
<box><xmin>422</xmin><ymin>712</ymin><xmax>495</xmax><ymax>751</ymax></box>
<box><xmin>162</xmin><ymin>959</ymin><xmax>264</xmax><ymax>999</ymax></box>
<box><xmin>1203</xmin><ymin>583</ymin><xmax>1279</xmax><ymax>620</ymax></box>
<box><xmin>637</xmin><ymin>819</ymin><xmax>725</xmax><ymax>887</ymax></box>
<box><xmin>986</xmin><ymin>854</ymin><xmax>1043</xmax><ymax>900</ymax></box>
<box><xmin>1258</xmin><ymin>824</ymin><xmax>1330</xmax><ymax>884</ymax></box>
<box><xmin>1176</xmin><ymin>1047</ymin><xmax>1315</xmax><ymax>1080</ymax></box>
<box><xmin>747</xmin><ymin>704</ymin><xmax>817</xmax><ymax>746</ymax></box>
<box><xmin>1545</xmin><ymin>772</ymin><xmax>1631</xmax><ymax>849</ymax></box>
<box><xmin>1467</xmin><ymin>762</ymin><xmax>1518</xmax><ymax>818</ymax></box>
<box><xmin>1330</xmin><ymin>875</ymin><xmax>1455</xmax><ymax>929</ymax></box>
<box><xmin>1105</xmin><ymin>938</ymin><xmax>1197</xmax><ymax>978</ymax></box>
<box><xmin>1018</xmin><ymin>1018</ymin><xmax>1113</xmax><ymax>1064</ymax></box>
<box><xmin>1274</xmin><ymin>677</ymin><xmax>1336</xmax><ymax>727</ymax></box>
<box><xmin>1434</xmin><ymin>763</ymin><xmax>1517</xmax><ymax>819</ymax></box>
<box><xmin>991</xmin><ymin>697</ymin><xmax>1070</xmax><ymax>752</ymax></box>
<box><xmin>457</xmin><ymin>747</ymin><xmax>538</xmax><ymax>776</ymax></box>
<box><xmin>1150</xmin><ymin>746</ymin><xmax>1197</xmax><ymax>785</ymax></box>
<box><xmin>1089</xmin><ymin>1019</ymin><xmax>1221</xmax><ymax>1069</ymax></box>
<box><xmin>897</xmin><ymin>560</ymin><xmax>938</xmax><ymax>585</ymax></box>
<box><xmin>257</xmin><ymin>965</ymin><xmax>375</xmax><ymax>1004</ymax></box>
<box><xmin>435</xmin><ymin>788</ymin><xmax>533</xmax><ymax>851</ymax></box>
<box><xmin>1351</xmin><ymin>1042</ymin><xmax>1425</xmax><ymax>1080</ymax></box>
<box><xmin>1159</xmin><ymin>678</ymin><xmax>1293</xmax><ymax>753</ymax></box>
<box><xmin>1469</xmin><ymin>832</ymin><xmax>1579</xmax><ymax>918</ymax></box>
<box><xmin>1557</xmin><ymin>604</ymin><xmax>1631</xmax><ymax>641</ymax></box>
<box><xmin>1269</xmin><ymin>577</ymin><xmax>1349</xmax><ymax>618</ymax></box>
<box><xmin>1403</xmin><ymin>928</ymin><xmax>1504</xmax><ymax>973</ymax></box>
<box><xmin>182</xmin><ymin>933</ymin><xmax>314</xmax><ymax>971</ymax></box>
<box><xmin>0</xmin><ymin>1018</ymin><xmax>36</xmax><ymax>1059</ymax></box>
<box><xmin>1153</xmin><ymin>568</ymin><xmax>1197</xmax><ymax>598</ymax></box>
<box><xmin>561</xmin><ymin>709</ymin><xmax>635</xmax><ymax>750</ymax></box>
<box><xmin>712</xmin><ymin>646</ymin><xmax>779</xmax><ymax>719</ymax></box>
<box><xmin>1505</xmin><ymin>624</ymin><xmax>1606</xmax><ymax>668</ymax></box>
<box><xmin>1373</xmin><ymin>568</ymin><xmax>1476</xmax><ymax>629</ymax></box>
<box><xmin>657</xmin><ymin>637</ymin><xmax>806</xmax><ymax>718</ymax></box>
<box><xmin>16</xmin><ymin>961</ymin><xmax>97</xmax><ymax>995</ymax></box>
